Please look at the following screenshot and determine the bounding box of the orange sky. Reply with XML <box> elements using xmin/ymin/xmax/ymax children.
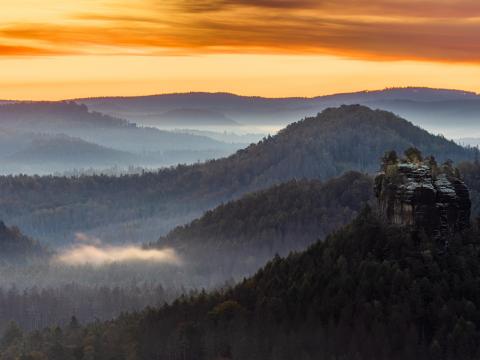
<box><xmin>1</xmin><ymin>0</ymin><xmax>479</xmax><ymax>99</ymax></box>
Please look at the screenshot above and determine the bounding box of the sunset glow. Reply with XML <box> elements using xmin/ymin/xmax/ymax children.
<box><xmin>1</xmin><ymin>0</ymin><xmax>480</xmax><ymax>99</ymax></box>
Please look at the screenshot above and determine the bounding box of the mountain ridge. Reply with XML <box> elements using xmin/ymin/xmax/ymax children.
<box><xmin>0</xmin><ymin>105</ymin><xmax>472</xmax><ymax>245</ymax></box>
<box><xmin>71</xmin><ymin>87</ymin><xmax>480</xmax><ymax>102</ymax></box>
<box><xmin>74</xmin><ymin>88</ymin><xmax>480</xmax><ymax>136</ymax></box>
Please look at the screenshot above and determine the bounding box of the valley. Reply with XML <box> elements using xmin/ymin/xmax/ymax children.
<box><xmin>1</xmin><ymin>90</ymin><xmax>480</xmax><ymax>360</ymax></box>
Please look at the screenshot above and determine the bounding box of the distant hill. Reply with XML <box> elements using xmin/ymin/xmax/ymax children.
<box><xmin>152</xmin><ymin>108</ymin><xmax>240</xmax><ymax>127</ymax></box>
<box><xmin>0</xmin><ymin>131</ymin><xmax>164</xmax><ymax>175</ymax></box>
<box><xmin>318</xmin><ymin>87</ymin><xmax>478</xmax><ymax>103</ymax></box>
<box><xmin>12</xmin><ymin>209</ymin><xmax>480</xmax><ymax>360</ymax></box>
<box><xmin>173</xmin><ymin>129</ymin><xmax>265</xmax><ymax>144</ymax></box>
<box><xmin>0</xmin><ymin>101</ymin><xmax>129</xmax><ymax>131</ymax></box>
<box><xmin>76</xmin><ymin>92</ymin><xmax>316</xmax><ymax>126</ymax></box>
<box><xmin>0</xmin><ymin>129</ymin><xmax>239</xmax><ymax>175</ymax></box>
<box><xmin>154</xmin><ymin>172</ymin><xmax>373</xmax><ymax>276</ymax></box>
<box><xmin>0</xmin><ymin>101</ymin><xmax>238</xmax><ymax>156</ymax></box>
<box><xmin>4</xmin><ymin>134</ymin><xmax>138</xmax><ymax>167</ymax></box>
<box><xmin>0</xmin><ymin>105</ymin><xmax>473</xmax><ymax>245</ymax></box>
<box><xmin>0</xmin><ymin>128</ymin><xmax>33</xmax><ymax>157</ymax></box>
<box><xmin>77</xmin><ymin>88</ymin><xmax>480</xmax><ymax>137</ymax></box>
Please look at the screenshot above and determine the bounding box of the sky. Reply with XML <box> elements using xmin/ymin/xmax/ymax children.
<box><xmin>1</xmin><ymin>0</ymin><xmax>480</xmax><ymax>100</ymax></box>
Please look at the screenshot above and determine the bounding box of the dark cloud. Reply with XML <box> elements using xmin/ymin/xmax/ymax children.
<box><xmin>178</xmin><ymin>0</ymin><xmax>480</xmax><ymax>16</ymax></box>
<box><xmin>178</xmin><ymin>0</ymin><xmax>317</xmax><ymax>12</ymax></box>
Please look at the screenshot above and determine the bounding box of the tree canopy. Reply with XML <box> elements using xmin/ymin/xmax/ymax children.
<box><xmin>6</xmin><ymin>209</ymin><xmax>480</xmax><ymax>360</ymax></box>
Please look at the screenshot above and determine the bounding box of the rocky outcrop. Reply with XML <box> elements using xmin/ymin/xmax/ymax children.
<box><xmin>375</xmin><ymin>149</ymin><xmax>471</xmax><ymax>239</ymax></box>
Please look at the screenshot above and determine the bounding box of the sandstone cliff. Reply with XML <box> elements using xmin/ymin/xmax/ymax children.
<box><xmin>375</xmin><ymin>148</ymin><xmax>471</xmax><ymax>239</ymax></box>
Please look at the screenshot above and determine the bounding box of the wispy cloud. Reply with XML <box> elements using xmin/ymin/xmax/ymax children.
<box><xmin>0</xmin><ymin>0</ymin><xmax>480</xmax><ymax>62</ymax></box>
<box><xmin>0</xmin><ymin>44</ymin><xmax>63</xmax><ymax>56</ymax></box>
<box><xmin>55</xmin><ymin>244</ymin><xmax>181</xmax><ymax>266</ymax></box>
<box><xmin>55</xmin><ymin>233</ymin><xmax>181</xmax><ymax>266</ymax></box>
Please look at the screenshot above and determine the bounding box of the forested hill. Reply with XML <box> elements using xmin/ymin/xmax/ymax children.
<box><xmin>5</xmin><ymin>135</ymin><xmax>137</xmax><ymax>165</ymax></box>
<box><xmin>0</xmin><ymin>101</ymin><xmax>233</xmax><ymax>154</ymax></box>
<box><xmin>9</xmin><ymin>209</ymin><xmax>480</xmax><ymax>359</ymax></box>
<box><xmin>0</xmin><ymin>101</ymin><xmax>130</xmax><ymax>131</ymax></box>
<box><xmin>253</xmin><ymin>104</ymin><xmax>470</xmax><ymax>183</ymax></box>
<box><xmin>77</xmin><ymin>88</ymin><xmax>480</xmax><ymax>137</ymax></box>
<box><xmin>0</xmin><ymin>221</ymin><xmax>46</xmax><ymax>261</ymax></box>
<box><xmin>0</xmin><ymin>105</ymin><xmax>473</xmax><ymax>245</ymax></box>
<box><xmin>155</xmin><ymin>172</ymin><xmax>373</xmax><ymax>275</ymax></box>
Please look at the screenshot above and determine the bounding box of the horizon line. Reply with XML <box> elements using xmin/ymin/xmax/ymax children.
<box><xmin>0</xmin><ymin>86</ymin><xmax>478</xmax><ymax>103</ymax></box>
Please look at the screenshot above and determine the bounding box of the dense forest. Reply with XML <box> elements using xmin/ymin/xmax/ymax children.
<box><xmin>6</xmin><ymin>209</ymin><xmax>480</xmax><ymax>359</ymax></box>
<box><xmin>0</xmin><ymin>104</ymin><xmax>478</xmax><ymax>359</ymax></box>
<box><xmin>0</xmin><ymin>172</ymin><xmax>372</xmax><ymax>335</ymax></box>
<box><xmin>155</xmin><ymin>171</ymin><xmax>373</xmax><ymax>277</ymax></box>
<box><xmin>2</xmin><ymin>156</ymin><xmax>480</xmax><ymax>344</ymax></box>
<box><xmin>0</xmin><ymin>283</ymin><xmax>178</xmax><ymax>335</ymax></box>
<box><xmin>0</xmin><ymin>105</ymin><xmax>473</xmax><ymax>245</ymax></box>
<box><xmin>0</xmin><ymin>256</ymin><xmax>206</xmax><ymax>336</ymax></box>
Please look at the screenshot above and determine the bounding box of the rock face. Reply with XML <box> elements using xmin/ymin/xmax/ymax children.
<box><xmin>375</xmin><ymin>149</ymin><xmax>471</xmax><ymax>239</ymax></box>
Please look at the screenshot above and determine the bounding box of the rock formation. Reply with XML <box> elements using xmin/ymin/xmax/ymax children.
<box><xmin>374</xmin><ymin>148</ymin><xmax>471</xmax><ymax>239</ymax></box>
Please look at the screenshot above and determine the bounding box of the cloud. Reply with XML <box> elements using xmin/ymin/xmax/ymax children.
<box><xmin>55</xmin><ymin>243</ymin><xmax>181</xmax><ymax>266</ymax></box>
<box><xmin>1</xmin><ymin>0</ymin><xmax>480</xmax><ymax>62</ymax></box>
<box><xmin>188</xmin><ymin>0</ymin><xmax>480</xmax><ymax>17</ymax></box>
<box><xmin>0</xmin><ymin>44</ymin><xmax>62</xmax><ymax>56</ymax></box>
<box><xmin>177</xmin><ymin>0</ymin><xmax>317</xmax><ymax>12</ymax></box>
